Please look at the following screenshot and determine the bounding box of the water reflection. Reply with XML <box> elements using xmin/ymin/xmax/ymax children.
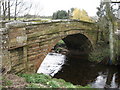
<box><xmin>37</xmin><ymin>53</ymin><xmax>120</xmax><ymax>88</ymax></box>
<box><xmin>91</xmin><ymin>72</ymin><xmax>118</xmax><ymax>88</ymax></box>
<box><xmin>91</xmin><ymin>73</ymin><xmax>107</xmax><ymax>88</ymax></box>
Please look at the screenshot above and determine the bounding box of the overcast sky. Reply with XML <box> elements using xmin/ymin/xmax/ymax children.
<box><xmin>24</xmin><ymin>0</ymin><xmax>119</xmax><ymax>17</ymax></box>
<box><xmin>25</xmin><ymin>0</ymin><xmax>101</xmax><ymax>16</ymax></box>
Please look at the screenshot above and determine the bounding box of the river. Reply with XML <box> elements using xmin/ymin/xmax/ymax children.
<box><xmin>37</xmin><ymin>52</ymin><xmax>120</xmax><ymax>88</ymax></box>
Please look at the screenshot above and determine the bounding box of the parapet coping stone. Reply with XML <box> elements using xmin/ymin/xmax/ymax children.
<box><xmin>4</xmin><ymin>19</ymin><xmax>94</xmax><ymax>29</ymax></box>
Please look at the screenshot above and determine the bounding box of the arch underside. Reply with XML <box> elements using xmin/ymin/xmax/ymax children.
<box><xmin>62</xmin><ymin>33</ymin><xmax>93</xmax><ymax>52</ymax></box>
<box><xmin>37</xmin><ymin>33</ymin><xmax>93</xmax><ymax>72</ymax></box>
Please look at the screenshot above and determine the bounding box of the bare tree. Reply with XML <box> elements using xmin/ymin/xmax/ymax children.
<box><xmin>8</xmin><ymin>0</ymin><xmax>10</xmax><ymax>20</ymax></box>
<box><xmin>13</xmin><ymin>0</ymin><xmax>32</xmax><ymax>20</ymax></box>
<box><xmin>2</xmin><ymin>1</ymin><xmax>6</xmax><ymax>20</ymax></box>
<box><xmin>1</xmin><ymin>0</ymin><xmax>10</xmax><ymax>20</ymax></box>
<box><xmin>0</xmin><ymin>0</ymin><xmax>33</xmax><ymax>20</ymax></box>
<box><xmin>0</xmin><ymin>1</ymin><xmax>1</xmax><ymax>20</ymax></box>
<box><xmin>14</xmin><ymin>0</ymin><xmax>17</xmax><ymax>20</ymax></box>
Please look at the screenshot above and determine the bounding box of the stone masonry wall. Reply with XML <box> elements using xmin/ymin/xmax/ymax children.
<box><xmin>2</xmin><ymin>20</ymin><xmax>97</xmax><ymax>74</ymax></box>
<box><xmin>0</xmin><ymin>28</ymin><xmax>10</xmax><ymax>74</ymax></box>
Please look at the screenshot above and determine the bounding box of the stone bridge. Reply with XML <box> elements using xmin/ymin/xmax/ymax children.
<box><xmin>1</xmin><ymin>20</ymin><xmax>98</xmax><ymax>74</ymax></box>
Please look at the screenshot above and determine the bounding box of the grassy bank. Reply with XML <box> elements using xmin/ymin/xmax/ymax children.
<box><xmin>2</xmin><ymin>73</ymin><xmax>91</xmax><ymax>89</ymax></box>
<box><xmin>19</xmin><ymin>73</ymin><xmax>91</xmax><ymax>88</ymax></box>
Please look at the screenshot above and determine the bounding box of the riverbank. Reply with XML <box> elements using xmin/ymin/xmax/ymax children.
<box><xmin>1</xmin><ymin>73</ymin><xmax>90</xmax><ymax>88</ymax></box>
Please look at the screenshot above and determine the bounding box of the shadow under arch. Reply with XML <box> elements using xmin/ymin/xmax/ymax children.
<box><xmin>62</xmin><ymin>33</ymin><xmax>93</xmax><ymax>57</ymax></box>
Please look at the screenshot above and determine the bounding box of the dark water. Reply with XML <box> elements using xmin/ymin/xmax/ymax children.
<box><xmin>37</xmin><ymin>53</ymin><xmax>120</xmax><ymax>88</ymax></box>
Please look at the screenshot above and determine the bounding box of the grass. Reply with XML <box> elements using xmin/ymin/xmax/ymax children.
<box><xmin>19</xmin><ymin>73</ymin><xmax>91</xmax><ymax>88</ymax></box>
<box><xmin>2</xmin><ymin>77</ymin><xmax>13</xmax><ymax>87</ymax></box>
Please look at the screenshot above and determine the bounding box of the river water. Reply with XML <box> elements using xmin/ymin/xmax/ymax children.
<box><xmin>37</xmin><ymin>52</ymin><xmax>120</xmax><ymax>88</ymax></box>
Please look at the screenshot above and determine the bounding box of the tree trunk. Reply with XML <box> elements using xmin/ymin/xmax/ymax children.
<box><xmin>14</xmin><ymin>0</ymin><xmax>17</xmax><ymax>20</ymax></box>
<box><xmin>0</xmin><ymin>1</ymin><xmax>2</xmax><ymax>28</ymax></box>
<box><xmin>8</xmin><ymin>0</ymin><xmax>10</xmax><ymax>20</ymax></box>
<box><xmin>2</xmin><ymin>2</ymin><xmax>5</xmax><ymax>20</ymax></box>
<box><xmin>0</xmin><ymin>1</ymin><xmax>1</xmax><ymax>20</ymax></box>
<box><xmin>105</xmin><ymin>1</ymin><xmax>116</xmax><ymax>65</ymax></box>
<box><xmin>2</xmin><ymin>1</ymin><xmax>7</xmax><ymax>20</ymax></box>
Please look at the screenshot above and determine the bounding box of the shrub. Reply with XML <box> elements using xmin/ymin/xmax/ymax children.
<box><xmin>89</xmin><ymin>47</ymin><xmax>110</xmax><ymax>63</ymax></box>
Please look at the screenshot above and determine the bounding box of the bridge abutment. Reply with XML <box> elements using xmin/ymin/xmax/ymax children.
<box><xmin>0</xmin><ymin>28</ymin><xmax>10</xmax><ymax>74</ymax></box>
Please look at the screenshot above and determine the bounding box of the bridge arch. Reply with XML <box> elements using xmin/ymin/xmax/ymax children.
<box><xmin>3</xmin><ymin>20</ymin><xmax>98</xmax><ymax>73</ymax></box>
<box><xmin>32</xmin><ymin>29</ymin><xmax>96</xmax><ymax>72</ymax></box>
<box><xmin>37</xmin><ymin>33</ymin><xmax>93</xmax><ymax>73</ymax></box>
<box><xmin>51</xmin><ymin>33</ymin><xmax>93</xmax><ymax>56</ymax></box>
